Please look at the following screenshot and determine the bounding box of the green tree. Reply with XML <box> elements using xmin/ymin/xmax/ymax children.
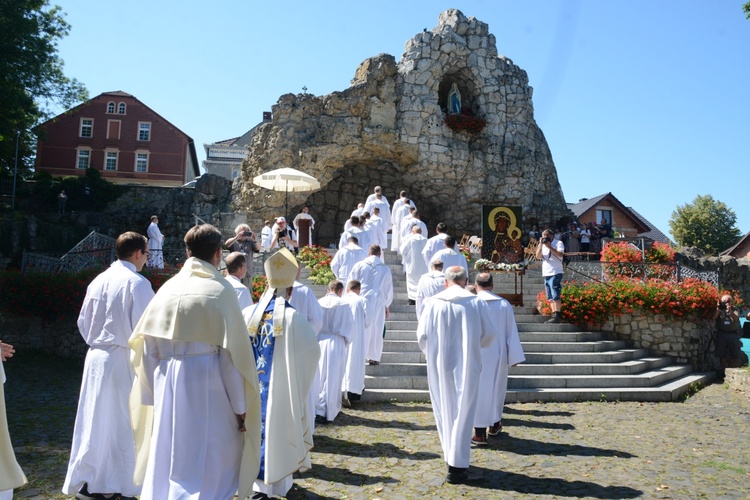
<box><xmin>0</xmin><ymin>0</ymin><xmax>88</xmax><ymax>177</ymax></box>
<box><xmin>669</xmin><ymin>194</ymin><xmax>742</xmax><ymax>255</ymax></box>
<box><xmin>744</xmin><ymin>1</ymin><xmax>750</xmax><ymax>19</ymax></box>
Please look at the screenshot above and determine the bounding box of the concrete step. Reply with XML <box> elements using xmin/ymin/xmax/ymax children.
<box><xmin>510</xmin><ymin>357</ymin><xmax>672</xmax><ymax>376</ymax></box>
<box><xmin>508</xmin><ymin>365</ymin><xmax>693</xmax><ymax>388</ymax></box>
<box><xmin>523</xmin><ymin>348</ymin><xmax>650</xmax><ymax>364</ymax></box>
<box><xmin>363</xmin><ymin>375</ymin><xmax>429</xmax><ymax>391</ymax></box>
<box><xmin>521</xmin><ymin>340</ymin><xmax>627</xmax><ymax>353</ymax></box>
<box><xmin>360</xmin><ymin>388</ymin><xmax>431</xmax><ymax>402</ymax></box>
<box><xmin>365</xmin><ymin>363</ymin><xmax>426</xmax><ymax>376</ymax></box>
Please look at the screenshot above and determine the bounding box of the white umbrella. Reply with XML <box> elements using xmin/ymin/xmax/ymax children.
<box><xmin>253</xmin><ymin>167</ymin><xmax>321</xmax><ymax>220</ymax></box>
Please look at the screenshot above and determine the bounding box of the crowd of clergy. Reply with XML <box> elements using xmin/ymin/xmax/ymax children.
<box><xmin>0</xmin><ymin>186</ymin><xmax>526</xmax><ymax>498</ymax></box>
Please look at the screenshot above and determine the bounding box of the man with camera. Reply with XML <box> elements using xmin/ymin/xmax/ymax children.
<box><xmin>535</xmin><ymin>229</ymin><xmax>565</xmax><ymax>324</ymax></box>
<box><xmin>713</xmin><ymin>294</ymin><xmax>746</xmax><ymax>380</ymax></box>
<box><xmin>225</xmin><ymin>224</ymin><xmax>260</xmax><ymax>286</ymax></box>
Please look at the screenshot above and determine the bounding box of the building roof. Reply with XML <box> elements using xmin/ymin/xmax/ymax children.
<box><xmin>720</xmin><ymin>230</ymin><xmax>750</xmax><ymax>256</ymax></box>
<box><xmin>627</xmin><ymin>207</ymin><xmax>673</xmax><ymax>245</ymax></box>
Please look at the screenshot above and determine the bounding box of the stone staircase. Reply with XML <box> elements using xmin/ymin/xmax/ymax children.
<box><xmin>301</xmin><ymin>249</ymin><xmax>713</xmax><ymax>403</ymax></box>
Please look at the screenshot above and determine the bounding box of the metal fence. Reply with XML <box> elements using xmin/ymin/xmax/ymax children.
<box><xmin>564</xmin><ymin>261</ymin><xmax>720</xmax><ymax>288</ymax></box>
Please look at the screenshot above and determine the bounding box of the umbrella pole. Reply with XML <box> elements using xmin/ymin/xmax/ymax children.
<box><xmin>285</xmin><ymin>179</ymin><xmax>289</xmax><ymax>222</ymax></box>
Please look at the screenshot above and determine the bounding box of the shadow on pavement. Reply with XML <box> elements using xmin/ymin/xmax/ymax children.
<box><xmin>503</xmin><ymin>406</ymin><xmax>575</xmax><ymax>417</ymax></box>
<box><xmin>493</xmin><ymin>434</ymin><xmax>636</xmax><ymax>458</ymax></box>
<box><xmin>298</xmin><ymin>463</ymin><xmax>399</xmax><ymax>487</ymax></box>
<box><xmin>312</xmin><ymin>435</ymin><xmax>440</xmax><ymax>461</ymax></box>
<box><xmin>337</xmin><ymin>412</ymin><xmax>436</xmax><ymax>431</ymax></box>
<box><xmin>501</xmin><ymin>416</ymin><xmax>576</xmax><ymax>430</ymax></box>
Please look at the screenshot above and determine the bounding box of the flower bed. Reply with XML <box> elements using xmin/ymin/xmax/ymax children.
<box><xmin>298</xmin><ymin>245</ymin><xmax>335</xmax><ymax>285</ymax></box>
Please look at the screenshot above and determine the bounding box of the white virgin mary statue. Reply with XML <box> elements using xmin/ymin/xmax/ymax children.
<box><xmin>448</xmin><ymin>83</ymin><xmax>462</xmax><ymax>115</ymax></box>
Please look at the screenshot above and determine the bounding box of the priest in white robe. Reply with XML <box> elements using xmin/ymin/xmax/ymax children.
<box><xmin>432</xmin><ymin>235</ymin><xmax>469</xmax><ymax>276</ymax></box>
<box><xmin>331</xmin><ymin>236</ymin><xmax>367</xmax><ymax>282</ymax></box>
<box><xmin>399</xmin><ymin>208</ymin><xmax>427</xmax><ymax>243</ymax></box>
<box><xmin>390</xmin><ymin>197</ymin><xmax>413</xmax><ymax>253</ymax></box>
<box><xmin>416</xmin><ymin>266</ymin><xmax>495</xmax><ymax>484</ymax></box>
<box><xmin>225</xmin><ymin>252</ymin><xmax>254</xmax><ymax>310</ymax></box>
<box><xmin>364</xmin><ymin>186</ymin><xmax>388</xmax><ymax>208</ymax></box>
<box><xmin>348</xmin><ymin>245</ymin><xmax>393</xmax><ymax>365</ymax></box>
<box><xmin>63</xmin><ymin>232</ymin><xmax>154</xmax><ymax>499</ymax></box>
<box><xmin>400</xmin><ymin>226</ymin><xmax>429</xmax><ymax>305</ymax></box>
<box><xmin>416</xmin><ymin>260</ymin><xmax>445</xmax><ymax>319</ymax></box>
<box><xmin>244</xmin><ymin>248</ymin><xmax>321</xmax><ymax>498</ymax></box>
<box><xmin>292</xmin><ymin>206</ymin><xmax>316</xmax><ymax>247</ymax></box>
<box><xmin>316</xmin><ymin>280</ymin><xmax>354</xmax><ymax>424</ymax></box>
<box><xmin>472</xmin><ymin>273</ymin><xmax>525</xmax><ymax>443</ymax></box>
<box><xmin>1</xmin><ymin>342</ymin><xmax>26</xmax><ymax>500</ymax></box>
<box><xmin>364</xmin><ymin>192</ymin><xmax>391</xmax><ymax>234</ymax></box>
<box><xmin>367</xmin><ymin>207</ymin><xmax>387</xmax><ymax>249</ymax></box>
<box><xmin>130</xmin><ymin>224</ymin><xmax>260</xmax><ymax>500</ymax></box>
<box><xmin>146</xmin><ymin>215</ymin><xmax>164</xmax><ymax>269</ymax></box>
<box><xmin>422</xmin><ymin>223</ymin><xmax>457</xmax><ymax>269</ymax></box>
<box><xmin>342</xmin><ymin>280</ymin><xmax>370</xmax><ymax>406</ymax></box>
<box><xmin>338</xmin><ymin>217</ymin><xmax>366</xmax><ymax>250</ymax></box>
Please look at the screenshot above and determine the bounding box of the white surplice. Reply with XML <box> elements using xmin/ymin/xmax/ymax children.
<box><xmin>390</xmin><ymin>202</ymin><xmax>411</xmax><ymax>252</ymax></box>
<box><xmin>417</xmin><ymin>285</ymin><xmax>495</xmax><ymax>468</ymax></box>
<box><xmin>130</xmin><ymin>257</ymin><xmax>260</xmax><ymax>500</ymax></box>
<box><xmin>227</xmin><ymin>274</ymin><xmax>253</xmax><ymax>310</ymax></box>
<box><xmin>473</xmin><ymin>291</ymin><xmax>526</xmax><ymax>427</ymax></box>
<box><xmin>364</xmin><ymin>197</ymin><xmax>391</xmax><ymax>232</ymax></box>
<box><xmin>400</xmin><ymin>217</ymin><xmax>427</xmax><ymax>243</ymax></box>
<box><xmin>415</xmin><ymin>271</ymin><xmax>445</xmax><ymax>319</ymax></box>
<box><xmin>331</xmin><ymin>243</ymin><xmax>367</xmax><ymax>282</ymax></box>
<box><xmin>147</xmin><ymin>222</ymin><xmax>164</xmax><ymax>269</ymax></box>
<box><xmin>431</xmin><ymin>248</ymin><xmax>469</xmax><ymax>275</ymax></box>
<box><xmin>401</xmin><ymin>234</ymin><xmax>429</xmax><ymax>301</ymax></box>
<box><xmin>366</xmin><ymin>215</ymin><xmax>387</xmax><ymax>249</ymax></box>
<box><xmin>348</xmin><ymin>255</ymin><xmax>393</xmax><ymax>363</ymax></box>
<box><xmin>63</xmin><ymin>260</ymin><xmax>154</xmax><ymax>497</ymax></box>
<box><xmin>316</xmin><ymin>294</ymin><xmax>354</xmax><ymax>421</ymax></box>
<box><xmin>422</xmin><ymin>233</ymin><xmax>457</xmax><ymax>268</ymax></box>
<box><xmin>342</xmin><ymin>291</ymin><xmax>370</xmax><ymax>395</ymax></box>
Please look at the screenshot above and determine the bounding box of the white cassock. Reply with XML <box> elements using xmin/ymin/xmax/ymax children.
<box><xmin>243</xmin><ymin>294</ymin><xmax>321</xmax><ymax>498</ymax></box>
<box><xmin>1</xmin><ymin>362</ymin><xmax>27</xmax><ymax>500</ymax></box>
<box><xmin>339</xmin><ymin>226</ymin><xmax>367</xmax><ymax>250</ymax></box>
<box><xmin>423</xmin><ymin>233</ymin><xmax>457</xmax><ymax>268</ymax></box>
<box><xmin>400</xmin><ymin>234</ymin><xmax>429</xmax><ymax>301</ymax></box>
<box><xmin>261</xmin><ymin>225</ymin><xmax>272</xmax><ymax>251</ymax></box>
<box><xmin>342</xmin><ymin>291</ymin><xmax>370</xmax><ymax>396</ymax></box>
<box><xmin>63</xmin><ymin>260</ymin><xmax>154</xmax><ymax>497</ymax></box>
<box><xmin>348</xmin><ymin>255</ymin><xmax>393</xmax><ymax>363</ymax></box>
<box><xmin>130</xmin><ymin>258</ymin><xmax>260</xmax><ymax>500</ymax></box>
<box><xmin>432</xmin><ymin>248</ymin><xmax>469</xmax><ymax>275</ymax></box>
<box><xmin>416</xmin><ymin>271</ymin><xmax>445</xmax><ymax>319</ymax></box>
<box><xmin>390</xmin><ymin>202</ymin><xmax>411</xmax><ymax>252</ymax></box>
<box><xmin>417</xmin><ymin>285</ymin><xmax>495</xmax><ymax>468</ymax></box>
<box><xmin>351</xmin><ymin>206</ymin><xmax>364</xmax><ymax>217</ymax></box>
<box><xmin>316</xmin><ymin>294</ymin><xmax>354</xmax><ymax>421</ymax></box>
<box><xmin>364</xmin><ymin>197</ymin><xmax>391</xmax><ymax>232</ymax></box>
<box><xmin>227</xmin><ymin>274</ymin><xmax>253</xmax><ymax>310</ymax></box>
<box><xmin>331</xmin><ymin>243</ymin><xmax>367</xmax><ymax>282</ymax></box>
<box><xmin>474</xmin><ymin>291</ymin><xmax>525</xmax><ymax>427</ymax></box>
<box><xmin>289</xmin><ymin>282</ymin><xmax>325</xmax><ymax>436</ymax></box>
<box><xmin>390</xmin><ymin>197</ymin><xmax>416</xmax><ymax>217</ymax></box>
<box><xmin>400</xmin><ymin>217</ymin><xmax>427</xmax><ymax>243</ymax></box>
<box><xmin>365</xmin><ymin>193</ymin><xmax>389</xmax><ymax>208</ymax></box>
<box><xmin>293</xmin><ymin>213</ymin><xmax>315</xmax><ymax>246</ymax></box>
<box><xmin>147</xmin><ymin>222</ymin><xmax>164</xmax><ymax>269</ymax></box>
<box><xmin>367</xmin><ymin>215</ymin><xmax>387</xmax><ymax>249</ymax></box>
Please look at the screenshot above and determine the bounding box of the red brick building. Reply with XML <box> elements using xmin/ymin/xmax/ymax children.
<box><xmin>34</xmin><ymin>91</ymin><xmax>199</xmax><ymax>187</ymax></box>
<box><xmin>721</xmin><ymin>232</ymin><xmax>750</xmax><ymax>259</ymax></box>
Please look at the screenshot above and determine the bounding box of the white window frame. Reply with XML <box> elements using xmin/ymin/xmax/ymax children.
<box><xmin>105</xmin><ymin>150</ymin><xmax>118</xmax><ymax>171</ymax></box>
<box><xmin>118</xmin><ymin>102</ymin><xmax>126</xmax><ymax>114</ymax></box>
<box><xmin>80</xmin><ymin>118</ymin><xmax>93</xmax><ymax>138</ymax></box>
<box><xmin>76</xmin><ymin>148</ymin><xmax>91</xmax><ymax>169</ymax></box>
<box><xmin>107</xmin><ymin>101</ymin><xmax>115</xmax><ymax>113</ymax></box>
<box><xmin>138</xmin><ymin>122</ymin><xmax>151</xmax><ymax>141</ymax></box>
<box><xmin>135</xmin><ymin>152</ymin><xmax>149</xmax><ymax>173</ymax></box>
<box><xmin>596</xmin><ymin>208</ymin><xmax>613</xmax><ymax>226</ymax></box>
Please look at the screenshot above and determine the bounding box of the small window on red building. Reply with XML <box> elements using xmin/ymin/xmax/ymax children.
<box><xmin>118</xmin><ymin>102</ymin><xmax>126</xmax><ymax>114</ymax></box>
<box><xmin>107</xmin><ymin>102</ymin><xmax>115</xmax><ymax>113</ymax></box>
<box><xmin>80</xmin><ymin>118</ymin><xmax>93</xmax><ymax>138</ymax></box>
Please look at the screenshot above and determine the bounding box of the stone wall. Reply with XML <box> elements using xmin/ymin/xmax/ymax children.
<box><xmin>676</xmin><ymin>247</ymin><xmax>750</xmax><ymax>305</ymax></box>
<box><xmin>235</xmin><ymin>9</ymin><xmax>570</xmax><ymax>246</ymax></box>
<box><xmin>0</xmin><ymin>315</ymin><xmax>84</xmax><ymax>359</ymax></box>
<box><xmin>602</xmin><ymin>313</ymin><xmax>716</xmax><ymax>370</ymax></box>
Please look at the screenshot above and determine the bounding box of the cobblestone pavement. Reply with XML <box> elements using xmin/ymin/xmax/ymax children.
<box><xmin>5</xmin><ymin>352</ymin><xmax>750</xmax><ymax>499</ymax></box>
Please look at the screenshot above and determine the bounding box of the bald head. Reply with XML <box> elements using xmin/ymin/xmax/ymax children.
<box><xmin>475</xmin><ymin>272</ymin><xmax>493</xmax><ymax>291</ymax></box>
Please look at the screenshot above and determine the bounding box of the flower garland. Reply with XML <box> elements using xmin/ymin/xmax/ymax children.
<box><xmin>474</xmin><ymin>258</ymin><xmax>527</xmax><ymax>272</ymax></box>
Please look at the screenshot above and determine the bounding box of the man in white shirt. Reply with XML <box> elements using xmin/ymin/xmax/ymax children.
<box><xmin>64</xmin><ymin>232</ymin><xmax>155</xmax><ymax>500</ymax></box>
<box><xmin>432</xmin><ymin>235</ymin><xmax>469</xmax><ymax>276</ymax></box>
<box><xmin>535</xmin><ymin>229</ymin><xmax>565</xmax><ymax>323</ymax></box>
<box><xmin>225</xmin><ymin>252</ymin><xmax>254</xmax><ymax>310</ymax></box>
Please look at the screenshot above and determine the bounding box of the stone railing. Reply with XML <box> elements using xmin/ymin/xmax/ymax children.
<box><xmin>601</xmin><ymin>313</ymin><xmax>717</xmax><ymax>371</ymax></box>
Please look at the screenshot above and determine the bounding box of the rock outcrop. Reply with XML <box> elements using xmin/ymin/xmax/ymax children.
<box><xmin>236</xmin><ymin>9</ymin><xmax>569</xmax><ymax>245</ymax></box>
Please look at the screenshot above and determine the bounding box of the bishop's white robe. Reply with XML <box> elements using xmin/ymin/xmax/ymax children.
<box><xmin>63</xmin><ymin>260</ymin><xmax>154</xmax><ymax>497</ymax></box>
<box><xmin>417</xmin><ymin>285</ymin><xmax>494</xmax><ymax>468</ymax></box>
<box><xmin>0</xmin><ymin>363</ymin><xmax>26</xmax><ymax>499</ymax></box>
<box><xmin>342</xmin><ymin>292</ymin><xmax>370</xmax><ymax>396</ymax></box>
<box><xmin>432</xmin><ymin>248</ymin><xmax>469</xmax><ymax>275</ymax></box>
<box><xmin>348</xmin><ymin>255</ymin><xmax>393</xmax><ymax>363</ymax></box>
<box><xmin>400</xmin><ymin>234</ymin><xmax>429</xmax><ymax>301</ymax></box>
<box><xmin>423</xmin><ymin>233</ymin><xmax>457</xmax><ymax>268</ymax></box>
<box><xmin>331</xmin><ymin>244</ymin><xmax>367</xmax><ymax>282</ymax></box>
<box><xmin>244</xmin><ymin>294</ymin><xmax>321</xmax><ymax>498</ymax></box>
<box><xmin>227</xmin><ymin>274</ymin><xmax>253</xmax><ymax>310</ymax></box>
<box><xmin>316</xmin><ymin>294</ymin><xmax>354</xmax><ymax>422</ymax></box>
<box><xmin>130</xmin><ymin>257</ymin><xmax>260</xmax><ymax>500</ymax></box>
<box><xmin>415</xmin><ymin>271</ymin><xmax>445</xmax><ymax>319</ymax></box>
<box><xmin>473</xmin><ymin>291</ymin><xmax>525</xmax><ymax>427</ymax></box>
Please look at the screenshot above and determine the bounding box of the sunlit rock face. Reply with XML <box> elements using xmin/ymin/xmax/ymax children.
<box><xmin>236</xmin><ymin>9</ymin><xmax>568</xmax><ymax>245</ymax></box>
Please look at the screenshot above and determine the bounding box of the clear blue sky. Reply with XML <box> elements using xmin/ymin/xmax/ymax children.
<box><xmin>53</xmin><ymin>0</ymin><xmax>750</xmax><ymax>240</ymax></box>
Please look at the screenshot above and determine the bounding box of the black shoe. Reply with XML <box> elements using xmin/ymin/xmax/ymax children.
<box><xmin>76</xmin><ymin>484</ymin><xmax>96</xmax><ymax>500</ymax></box>
<box><xmin>315</xmin><ymin>415</ymin><xmax>330</xmax><ymax>425</ymax></box>
<box><xmin>408</xmin><ymin>299</ymin><xmax>416</xmax><ymax>305</ymax></box>
<box><xmin>252</xmin><ymin>493</ymin><xmax>271</xmax><ymax>500</ymax></box>
<box><xmin>348</xmin><ymin>391</ymin><xmax>361</xmax><ymax>402</ymax></box>
<box><xmin>446</xmin><ymin>466</ymin><xmax>469</xmax><ymax>484</ymax></box>
<box><xmin>546</xmin><ymin>312</ymin><xmax>561</xmax><ymax>324</ymax></box>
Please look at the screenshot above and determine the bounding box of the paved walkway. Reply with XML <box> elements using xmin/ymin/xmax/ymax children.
<box><xmin>5</xmin><ymin>352</ymin><xmax>750</xmax><ymax>499</ymax></box>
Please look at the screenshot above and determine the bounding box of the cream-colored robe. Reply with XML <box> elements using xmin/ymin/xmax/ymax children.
<box><xmin>0</xmin><ymin>363</ymin><xmax>26</xmax><ymax>494</ymax></box>
<box><xmin>129</xmin><ymin>257</ymin><xmax>260</xmax><ymax>500</ymax></box>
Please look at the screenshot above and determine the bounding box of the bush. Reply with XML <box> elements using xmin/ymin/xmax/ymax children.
<box><xmin>298</xmin><ymin>245</ymin><xmax>334</xmax><ymax>286</ymax></box>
